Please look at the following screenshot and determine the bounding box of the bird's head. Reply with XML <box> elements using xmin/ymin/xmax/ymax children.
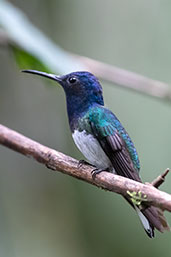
<box><xmin>22</xmin><ymin>70</ymin><xmax>104</xmax><ymax>105</ymax></box>
<box><xmin>22</xmin><ymin>70</ymin><xmax>104</xmax><ymax>124</ymax></box>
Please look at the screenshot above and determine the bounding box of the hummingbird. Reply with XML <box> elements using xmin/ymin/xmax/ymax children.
<box><xmin>22</xmin><ymin>69</ymin><xmax>169</xmax><ymax>237</ymax></box>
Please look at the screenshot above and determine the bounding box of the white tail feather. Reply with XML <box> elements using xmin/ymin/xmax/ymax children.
<box><xmin>135</xmin><ymin>206</ymin><xmax>154</xmax><ymax>237</ymax></box>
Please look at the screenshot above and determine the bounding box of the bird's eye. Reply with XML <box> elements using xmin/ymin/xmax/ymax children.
<box><xmin>68</xmin><ymin>77</ymin><xmax>77</xmax><ymax>84</ymax></box>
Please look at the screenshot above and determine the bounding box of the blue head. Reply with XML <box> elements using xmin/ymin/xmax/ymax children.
<box><xmin>58</xmin><ymin>71</ymin><xmax>104</xmax><ymax>116</ymax></box>
<box><xmin>22</xmin><ymin>70</ymin><xmax>104</xmax><ymax>125</ymax></box>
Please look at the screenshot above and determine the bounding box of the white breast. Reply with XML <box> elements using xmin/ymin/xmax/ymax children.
<box><xmin>72</xmin><ymin>130</ymin><xmax>113</xmax><ymax>171</ymax></box>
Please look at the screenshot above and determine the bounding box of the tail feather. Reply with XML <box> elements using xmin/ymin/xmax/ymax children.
<box><xmin>142</xmin><ymin>206</ymin><xmax>170</xmax><ymax>232</ymax></box>
<box><xmin>155</xmin><ymin>208</ymin><xmax>170</xmax><ymax>232</ymax></box>
<box><xmin>135</xmin><ymin>206</ymin><xmax>154</xmax><ymax>238</ymax></box>
<box><xmin>136</xmin><ymin>205</ymin><xmax>170</xmax><ymax>238</ymax></box>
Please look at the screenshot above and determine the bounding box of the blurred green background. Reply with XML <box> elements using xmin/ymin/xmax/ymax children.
<box><xmin>0</xmin><ymin>0</ymin><xmax>171</xmax><ymax>257</ymax></box>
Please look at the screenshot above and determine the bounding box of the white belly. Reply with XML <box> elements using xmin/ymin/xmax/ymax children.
<box><xmin>72</xmin><ymin>130</ymin><xmax>113</xmax><ymax>171</ymax></box>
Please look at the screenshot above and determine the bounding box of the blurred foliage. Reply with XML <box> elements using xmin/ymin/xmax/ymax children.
<box><xmin>12</xmin><ymin>46</ymin><xmax>49</xmax><ymax>71</ymax></box>
<box><xmin>0</xmin><ymin>1</ymin><xmax>171</xmax><ymax>257</ymax></box>
<box><xmin>0</xmin><ymin>0</ymin><xmax>85</xmax><ymax>73</ymax></box>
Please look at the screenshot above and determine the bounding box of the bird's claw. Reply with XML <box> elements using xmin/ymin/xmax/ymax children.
<box><xmin>91</xmin><ymin>168</ymin><xmax>105</xmax><ymax>179</ymax></box>
<box><xmin>78</xmin><ymin>159</ymin><xmax>92</xmax><ymax>168</ymax></box>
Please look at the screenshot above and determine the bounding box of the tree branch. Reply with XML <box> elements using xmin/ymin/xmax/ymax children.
<box><xmin>1</xmin><ymin>26</ymin><xmax>171</xmax><ymax>102</ymax></box>
<box><xmin>0</xmin><ymin>28</ymin><xmax>9</xmax><ymax>46</ymax></box>
<box><xmin>150</xmin><ymin>168</ymin><xmax>170</xmax><ymax>188</ymax></box>
<box><xmin>0</xmin><ymin>124</ymin><xmax>171</xmax><ymax>212</ymax></box>
<box><xmin>74</xmin><ymin>55</ymin><xmax>171</xmax><ymax>101</ymax></box>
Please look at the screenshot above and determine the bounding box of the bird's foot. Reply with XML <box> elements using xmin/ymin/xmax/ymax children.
<box><xmin>78</xmin><ymin>159</ymin><xmax>93</xmax><ymax>168</ymax></box>
<box><xmin>91</xmin><ymin>168</ymin><xmax>109</xmax><ymax>179</ymax></box>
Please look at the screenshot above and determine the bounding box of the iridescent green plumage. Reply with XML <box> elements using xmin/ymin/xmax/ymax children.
<box><xmin>77</xmin><ymin>105</ymin><xmax>140</xmax><ymax>172</ymax></box>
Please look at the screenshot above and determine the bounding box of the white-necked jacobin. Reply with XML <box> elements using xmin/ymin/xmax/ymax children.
<box><xmin>22</xmin><ymin>69</ymin><xmax>169</xmax><ymax>238</ymax></box>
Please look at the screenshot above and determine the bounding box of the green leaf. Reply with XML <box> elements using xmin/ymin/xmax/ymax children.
<box><xmin>11</xmin><ymin>46</ymin><xmax>50</xmax><ymax>72</ymax></box>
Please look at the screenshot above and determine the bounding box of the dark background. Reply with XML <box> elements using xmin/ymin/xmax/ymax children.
<box><xmin>0</xmin><ymin>1</ymin><xmax>171</xmax><ymax>256</ymax></box>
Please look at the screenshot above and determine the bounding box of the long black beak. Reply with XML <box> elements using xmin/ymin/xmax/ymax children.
<box><xmin>22</xmin><ymin>69</ymin><xmax>62</xmax><ymax>83</ymax></box>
